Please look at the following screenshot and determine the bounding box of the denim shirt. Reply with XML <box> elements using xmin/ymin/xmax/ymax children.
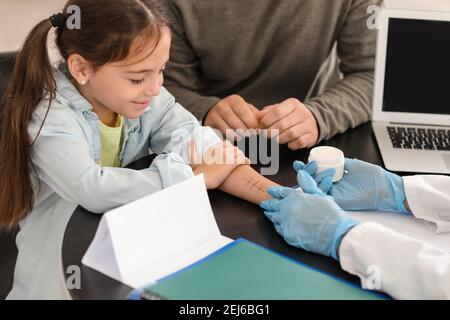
<box><xmin>7</xmin><ymin>68</ymin><xmax>221</xmax><ymax>299</ymax></box>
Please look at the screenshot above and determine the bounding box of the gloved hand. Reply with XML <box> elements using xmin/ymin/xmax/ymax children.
<box><xmin>293</xmin><ymin>158</ymin><xmax>410</xmax><ymax>214</ymax></box>
<box><xmin>260</xmin><ymin>170</ymin><xmax>360</xmax><ymax>260</ymax></box>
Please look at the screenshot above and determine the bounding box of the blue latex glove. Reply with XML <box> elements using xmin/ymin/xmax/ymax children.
<box><xmin>293</xmin><ymin>158</ymin><xmax>410</xmax><ymax>214</ymax></box>
<box><xmin>260</xmin><ymin>171</ymin><xmax>360</xmax><ymax>260</ymax></box>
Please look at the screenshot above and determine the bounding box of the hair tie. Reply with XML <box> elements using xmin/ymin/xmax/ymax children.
<box><xmin>49</xmin><ymin>13</ymin><xmax>65</xmax><ymax>28</ymax></box>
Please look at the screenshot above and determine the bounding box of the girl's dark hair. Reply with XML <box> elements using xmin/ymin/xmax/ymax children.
<box><xmin>0</xmin><ymin>0</ymin><xmax>169</xmax><ymax>228</ymax></box>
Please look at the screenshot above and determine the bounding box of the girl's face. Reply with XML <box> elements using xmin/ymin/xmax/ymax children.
<box><xmin>74</xmin><ymin>27</ymin><xmax>171</xmax><ymax>120</ymax></box>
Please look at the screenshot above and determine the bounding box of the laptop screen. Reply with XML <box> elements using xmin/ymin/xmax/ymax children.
<box><xmin>383</xmin><ymin>18</ymin><xmax>450</xmax><ymax>115</ymax></box>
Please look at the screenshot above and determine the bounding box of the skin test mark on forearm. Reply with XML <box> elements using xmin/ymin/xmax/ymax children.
<box><xmin>244</xmin><ymin>177</ymin><xmax>267</xmax><ymax>193</ymax></box>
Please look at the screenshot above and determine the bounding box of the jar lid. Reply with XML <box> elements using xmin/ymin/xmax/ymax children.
<box><xmin>308</xmin><ymin>146</ymin><xmax>344</xmax><ymax>165</ymax></box>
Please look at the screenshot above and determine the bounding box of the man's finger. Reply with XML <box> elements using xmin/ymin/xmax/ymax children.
<box><xmin>258</xmin><ymin>104</ymin><xmax>276</xmax><ymax>120</ymax></box>
<box><xmin>249</xmin><ymin>104</ymin><xmax>261</xmax><ymax>118</ymax></box>
<box><xmin>206</xmin><ymin>113</ymin><xmax>231</xmax><ymax>137</ymax></box>
<box><xmin>259</xmin><ymin>104</ymin><xmax>295</xmax><ymax>128</ymax></box>
<box><xmin>276</xmin><ymin>123</ymin><xmax>309</xmax><ymax>144</ymax></box>
<box><xmin>231</xmin><ymin>103</ymin><xmax>260</xmax><ymax>129</ymax></box>
<box><xmin>287</xmin><ymin>133</ymin><xmax>313</xmax><ymax>150</ymax></box>
<box><xmin>219</xmin><ymin>105</ymin><xmax>249</xmax><ymax>131</ymax></box>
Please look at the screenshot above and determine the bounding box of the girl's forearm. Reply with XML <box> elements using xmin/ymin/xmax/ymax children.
<box><xmin>218</xmin><ymin>165</ymin><xmax>280</xmax><ymax>205</ymax></box>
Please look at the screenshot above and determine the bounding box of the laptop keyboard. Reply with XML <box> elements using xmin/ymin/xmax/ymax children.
<box><xmin>387</xmin><ymin>126</ymin><xmax>450</xmax><ymax>151</ymax></box>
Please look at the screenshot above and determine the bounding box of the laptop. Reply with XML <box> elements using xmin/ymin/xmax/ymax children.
<box><xmin>372</xmin><ymin>8</ymin><xmax>450</xmax><ymax>174</ymax></box>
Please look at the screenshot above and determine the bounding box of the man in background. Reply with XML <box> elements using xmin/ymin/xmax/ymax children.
<box><xmin>160</xmin><ymin>0</ymin><xmax>382</xmax><ymax>149</ymax></box>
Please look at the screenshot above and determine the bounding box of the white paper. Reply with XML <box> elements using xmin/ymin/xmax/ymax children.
<box><xmin>82</xmin><ymin>175</ymin><xmax>232</xmax><ymax>288</ymax></box>
<box><xmin>346</xmin><ymin>211</ymin><xmax>450</xmax><ymax>253</ymax></box>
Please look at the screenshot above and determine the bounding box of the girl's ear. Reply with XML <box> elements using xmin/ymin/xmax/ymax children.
<box><xmin>67</xmin><ymin>53</ymin><xmax>94</xmax><ymax>85</ymax></box>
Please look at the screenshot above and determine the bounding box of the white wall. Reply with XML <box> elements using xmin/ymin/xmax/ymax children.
<box><xmin>0</xmin><ymin>0</ymin><xmax>64</xmax><ymax>52</ymax></box>
<box><xmin>386</xmin><ymin>0</ymin><xmax>450</xmax><ymax>11</ymax></box>
<box><xmin>1</xmin><ymin>0</ymin><xmax>450</xmax><ymax>53</ymax></box>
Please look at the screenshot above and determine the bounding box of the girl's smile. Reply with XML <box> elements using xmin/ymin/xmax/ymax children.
<box><xmin>132</xmin><ymin>99</ymin><xmax>152</xmax><ymax>109</ymax></box>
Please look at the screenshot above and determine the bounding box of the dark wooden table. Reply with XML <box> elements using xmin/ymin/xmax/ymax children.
<box><xmin>62</xmin><ymin>122</ymin><xmax>390</xmax><ymax>300</ymax></box>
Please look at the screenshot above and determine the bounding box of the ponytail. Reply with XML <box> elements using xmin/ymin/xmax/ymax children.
<box><xmin>0</xmin><ymin>19</ymin><xmax>56</xmax><ymax>229</ymax></box>
<box><xmin>0</xmin><ymin>0</ymin><xmax>169</xmax><ymax>229</ymax></box>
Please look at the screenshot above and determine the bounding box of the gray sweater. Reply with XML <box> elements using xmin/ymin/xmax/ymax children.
<box><xmin>160</xmin><ymin>0</ymin><xmax>382</xmax><ymax>141</ymax></box>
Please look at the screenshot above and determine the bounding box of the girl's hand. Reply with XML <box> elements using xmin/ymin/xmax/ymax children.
<box><xmin>189</xmin><ymin>141</ymin><xmax>250</xmax><ymax>189</ymax></box>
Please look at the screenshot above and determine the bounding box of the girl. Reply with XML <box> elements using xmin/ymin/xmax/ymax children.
<box><xmin>0</xmin><ymin>0</ymin><xmax>279</xmax><ymax>299</ymax></box>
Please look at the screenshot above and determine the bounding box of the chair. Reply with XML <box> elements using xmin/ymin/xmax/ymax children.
<box><xmin>0</xmin><ymin>51</ymin><xmax>18</xmax><ymax>299</ymax></box>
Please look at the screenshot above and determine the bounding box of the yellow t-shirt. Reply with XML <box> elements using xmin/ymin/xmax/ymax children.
<box><xmin>98</xmin><ymin>115</ymin><xmax>124</xmax><ymax>167</ymax></box>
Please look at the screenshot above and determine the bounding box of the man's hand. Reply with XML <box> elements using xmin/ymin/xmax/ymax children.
<box><xmin>204</xmin><ymin>95</ymin><xmax>318</xmax><ymax>149</ymax></box>
<box><xmin>204</xmin><ymin>95</ymin><xmax>260</xmax><ymax>138</ymax></box>
<box><xmin>259</xmin><ymin>98</ymin><xmax>319</xmax><ymax>150</ymax></box>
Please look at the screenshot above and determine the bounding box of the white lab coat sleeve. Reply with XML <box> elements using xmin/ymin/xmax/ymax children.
<box><xmin>31</xmin><ymin>127</ymin><xmax>194</xmax><ymax>214</ymax></box>
<box><xmin>339</xmin><ymin>222</ymin><xmax>450</xmax><ymax>299</ymax></box>
<box><xmin>403</xmin><ymin>175</ymin><xmax>450</xmax><ymax>233</ymax></box>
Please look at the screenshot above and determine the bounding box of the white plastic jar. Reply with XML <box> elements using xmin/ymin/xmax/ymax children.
<box><xmin>308</xmin><ymin>146</ymin><xmax>345</xmax><ymax>182</ymax></box>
